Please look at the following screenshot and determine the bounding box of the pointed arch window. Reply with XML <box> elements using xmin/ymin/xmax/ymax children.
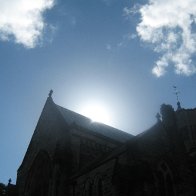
<box><xmin>82</xmin><ymin>179</ymin><xmax>93</xmax><ymax>196</ymax></box>
<box><xmin>157</xmin><ymin>161</ymin><xmax>175</xmax><ymax>196</ymax></box>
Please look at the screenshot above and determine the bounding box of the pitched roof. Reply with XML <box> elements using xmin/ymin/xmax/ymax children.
<box><xmin>56</xmin><ymin>104</ymin><xmax>133</xmax><ymax>143</ymax></box>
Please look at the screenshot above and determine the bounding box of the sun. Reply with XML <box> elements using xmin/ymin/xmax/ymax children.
<box><xmin>79</xmin><ymin>102</ymin><xmax>111</xmax><ymax>125</ymax></box>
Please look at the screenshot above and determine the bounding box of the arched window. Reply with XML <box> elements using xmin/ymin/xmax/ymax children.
<box><xmin>157</xmin><ymin>161</ymin><xmax>175</xmax><ymax>196</ymax></box>
<box><xmin>93</xmin><ymin>175</ymin><xmax>104</xmax><ymax>196</ymax></box>
<box><xmin>82</xmin><ymin>179</ymin><xmax>93</xmax><ymax>196</ymax></box>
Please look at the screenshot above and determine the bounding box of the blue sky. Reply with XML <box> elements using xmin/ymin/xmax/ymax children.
<box><xmin>0</xmin><ymin>0</ymin><xmax>196</xmax><ymax>184</ymax></box>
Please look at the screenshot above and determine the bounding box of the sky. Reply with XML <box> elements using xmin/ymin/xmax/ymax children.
<box><xmin>1</xmin><ymin>0</ymin><xmax>196</xmax><ymax>184</ymax></box>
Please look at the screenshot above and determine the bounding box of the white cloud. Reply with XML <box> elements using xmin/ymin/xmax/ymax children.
<box><xmin>152</xmin><ymin>57</ymin><xmax>168</xmax><ymax>77</ymax></box>
<box><xmin>127</xmin><ymin>0</ymin><xmax>196</xmax><ymax>77</ymax></box>
<box><xmin>0</xmin><ymin>0</ymin><xmax>55</xmax><ymax>48</ymax></box>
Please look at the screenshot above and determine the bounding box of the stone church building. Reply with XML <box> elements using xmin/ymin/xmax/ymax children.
<box><xmin>16</xmin><ymin>91</ymin><xmax>196</xmax><ymax>196</ymax></box>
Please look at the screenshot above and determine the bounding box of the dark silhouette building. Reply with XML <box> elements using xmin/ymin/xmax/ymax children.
<box><xmin>17</xmin><ymin>92</ymin><xmax>196</xmax><ymax>196</ymax></box>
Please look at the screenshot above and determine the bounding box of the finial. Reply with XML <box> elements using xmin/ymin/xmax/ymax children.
<box><xmin>173</xmin><ymin>86</ymin><xmax>181</xmax><ymax>110</ymax></box>
<box><xmin>48</xmin><ymin>89</ymin><xmax>53</xmax><ymax>98</ymax></box>
<box><xmin>156</xmin><ymin>113</ymin><xmax>161</xmax><ymax>122</ymax></box>
<box><xmin>8</xmin><ymin>178</ymin><xmax>11</xmax><ymax>185</ymax></box>
<box><xmin>177</xmin><ymin>101</ymin><xmax>181</xmax><ymax>110</ymax></box>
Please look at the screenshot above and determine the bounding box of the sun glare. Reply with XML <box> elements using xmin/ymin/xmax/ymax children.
<box><xmin>79</xmin><ymin>102</ymin><xmax>111</xmax><ymax>125</ymax></box>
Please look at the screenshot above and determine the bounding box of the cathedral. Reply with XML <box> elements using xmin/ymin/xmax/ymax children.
<box><xmin>16</xmin><ymin>91</ymin><xmax>196</xmax><ymax>196</ymax></box>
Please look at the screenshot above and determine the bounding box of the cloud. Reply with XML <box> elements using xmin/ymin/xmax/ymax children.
<box><xmin>0</xmin><ymin>0</ymin><xmax>55</xmax><ymax>48</ymax></box>
<box><xmin>126</xmin><ymin>0</ymin><xmax>196</xmax><ymax>77</ymax></box>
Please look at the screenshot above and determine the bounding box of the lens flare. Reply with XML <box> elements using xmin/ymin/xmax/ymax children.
<box><xmin>79</xmin><ymin>102</ymin><xmax>111</xmax><ymax>125</ymax></box>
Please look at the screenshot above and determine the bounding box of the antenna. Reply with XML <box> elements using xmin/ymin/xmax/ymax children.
<box><xmin>173</xmin><ymin>86</ymin><xmax>181</xmax><ymax>110</ymax></box>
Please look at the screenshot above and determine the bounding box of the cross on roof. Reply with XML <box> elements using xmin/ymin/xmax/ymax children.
<box><xmin>49</xmin><ymin>89</ymin><xmax>53</xmax><ymax>97</ymax></box>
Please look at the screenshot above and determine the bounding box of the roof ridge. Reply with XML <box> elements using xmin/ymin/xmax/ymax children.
<box><xmin>55</xmin><ymin>103</ymin><xmax>133</xmax><ymax>142</ymax></box>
